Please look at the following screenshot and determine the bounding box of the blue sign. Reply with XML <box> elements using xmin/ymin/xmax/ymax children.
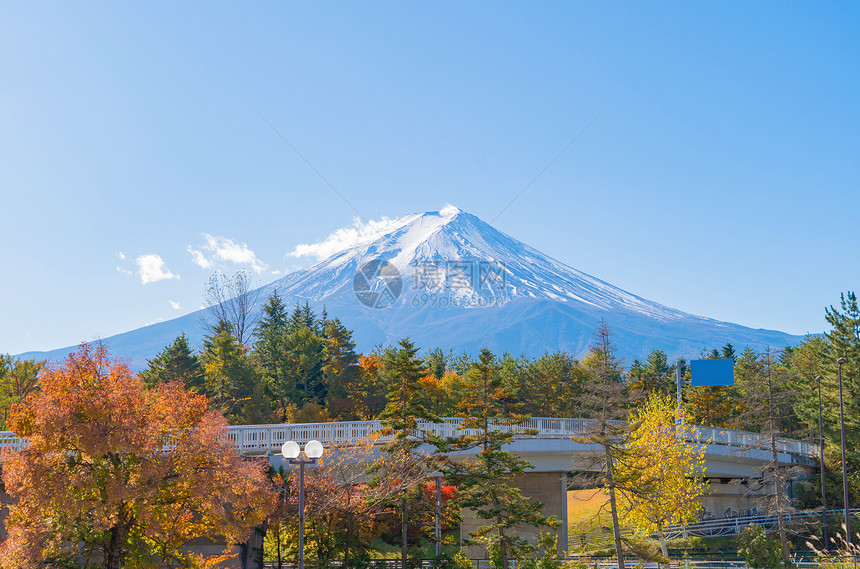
<box><xmin>690</xmin><ymin>358</ymin><xmax>734</xmax><ymax>387</ymax></box>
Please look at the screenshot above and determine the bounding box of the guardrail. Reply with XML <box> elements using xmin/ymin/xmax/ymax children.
<box><xmin>0</xmin><ymin>418</ymin><xmax>814</xmax><ymax>459</ymax></box>
<box><xmin>662</xmin><ymin>507</ymin><xmax>860</xmax><ymax>539</ymax></box>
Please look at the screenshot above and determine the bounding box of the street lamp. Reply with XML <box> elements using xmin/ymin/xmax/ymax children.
<box><xmin>429</xmin><ymin>472</ymin><xmax>443</xmax><ymax>558</ymax></box>
<box><xmin>837</xmin><ymin>357</ymin><xmax>851</xmax><ymax>548</ymax></box>
<box><xmin>282</xmin><ymin>440</ymin><xmax>325</xmax><ymax>569</ymax></box>
<box><xmin>816</xmin><ymin>375</ymin><xmax>830</xmax><ymax>550</ymax></box>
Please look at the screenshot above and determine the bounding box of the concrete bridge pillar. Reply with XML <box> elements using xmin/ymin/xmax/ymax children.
<box><xmin>459</xmin><ymin>471</ymin><xmax>568</xmax><ymax>558</ymax></box>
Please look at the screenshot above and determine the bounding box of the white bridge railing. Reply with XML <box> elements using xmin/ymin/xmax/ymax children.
<box><xmin>0</xmin><ymin>418</ymin><xmax>813</xmax><ymax>459</ymax></box>
<box><xmin>226</xmin><ymin>418</ymin><xmax>814</xmax><ymax>458</ymax></box>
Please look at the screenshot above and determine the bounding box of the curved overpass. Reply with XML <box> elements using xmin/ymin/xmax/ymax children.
<box><xmin>225</xmin><ymin>417</ymin><xmax>813</xmax><ymax>477</ymax></box>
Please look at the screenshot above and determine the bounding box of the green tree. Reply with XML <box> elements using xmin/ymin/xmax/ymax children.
<box><xmin>202</xmin><ymin>322</ymin><xmax>264</xmax><ymax>423</ymax></box>
<box><xmin>378</xmin><ymin>338</ymin><xmax>440</xmax><ymax>569</ymax></box>
<box><xmin>140</xmin><ymin>333</ymin><xmax>204</xmax><ymax>393</ymax></box>
<box><xmin>737</xmin><ymin>525</ymin><xmax>782</xmax><ymax>569</ymax></box>
<box><xmin>286</xmin><ymin>326</ymin><xmax>326</xmax><ymax>406</ymax></box>
<box><xmin>0</xmin><ymin>355</ymin><xmax>43</xmax><ymax>430</ymax></box>
<box><xmin>322</xmin><ymin>318</ymin><xmax>361</xmax><ymax>420</ymax></box>
<box><xmin>254</xmin><ymin>292</ymin><xmax>293</xmax><ymax>421</ymax></box>
<box><xmin>628</xmin><ymin>349</ymin><xmax>674</xmax><ymax>398</ymax></box>
<box><xmin>289</xmin><ymin>301</ymin><xmax>319</xmax><ymax>335</ymax></box>
<box><xmin>438</xmin><ymin>348</ymin><xmax>558</xmax><ymax>569</ymax></box>
<box><xmin>821</xmin><ymin>292</ymin><xmax>860</xmax><ymax>462</ymax></box>
<box><xmin>518</xmin><ymin>352</ymin><xmax>586</xmax><ymax>418</ymax></box>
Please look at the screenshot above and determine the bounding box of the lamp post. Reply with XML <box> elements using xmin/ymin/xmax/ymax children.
<box><xmin>429</xmin><ymin>472</ymin><xmax>443</xmax><ymax>558</ymax></box>
<box><xmin>837</xmin><ymin>357</ymin><xmax>851</xmax><ymax>548</ymax></box>
<box><xmin>816</xmin><ymin>375</ymin><xmax>830</xmax><ymax>550</ymax></box>
<box><xmin>282</xmin><ymin>439</ymin><xmax>325</xmax><ymax>569</ymax></box>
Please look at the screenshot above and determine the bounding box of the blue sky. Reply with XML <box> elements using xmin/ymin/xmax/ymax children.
<box><xmin>1</xmin><ymin>2</ymin><xmax>858</xmax><ymax>355</ymax></box>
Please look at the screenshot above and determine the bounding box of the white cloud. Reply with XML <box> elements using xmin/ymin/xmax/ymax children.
<box><xmin>116</xmin><ymin>251</ymin><xmax>126</xmax><ymax>260</ymax></box>
<box><xmin>187</xmin><ymin>246</ymin><xmax>213</xmax><ymax>269</ymax></box>
<box><xmin>288</xmin><ymin>215</ymin><xmax>410</xmax><ymax>260</ymax></box>
<box><xmin>188</xmin><ymin>235</ymin><xmax>268</xmax><ymax>274</ymax></box>
<box><xmin>116</xmin><ymin>265</ymin><xmax>133</xmax><ymax>276</ymax></box>
<box><xmin>136</xmin><ymin>254</ymin><xmax>180</xmax><ymax>284</ymax></box>
<box><xmin>169</xmin><ymin>300</ymin><xmax>181</xmax><ymax>310</ymax></box>
<box><xmin>439</xmin><ymin>204</ymin><xmax>461</xmax><ymax>217</ymax></box>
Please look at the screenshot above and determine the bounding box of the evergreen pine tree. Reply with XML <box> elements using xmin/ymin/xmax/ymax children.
<box><xmin>254</xmin><ymin>293</ymin><xmax>292</xmax><ymax>421</ymax></box>
<box><xmin>140</xmin><ymin>333</ymin><xmax>205</xmax><ymax>393</ymax></box>
<box><xmin>378</xmin><ymin>338</ymin><xmax>440</xmax><ymax>569</ymax></box>
<box><xmin>201</xmin><ymin>324</ymin><xmax>260</xmax><ymax>423</ymax></box>
<box><xmin>286</xmin><ymin>326</ymin><xmax>326</xmax><ymax>405</ymax></box>
<box><xmin>628</xmin><ymin>349</ymin><xmax>673</xmax><ymax>397</ymax></box>
<box><xmin>322</xmin><ymin>318</ymin><xmax>361</xmax><ymax>420</ymax></box>
<box><xmin>437</xmin><ymin>348</ymin><xmax>558</xmax><ymax>568</ymax></box>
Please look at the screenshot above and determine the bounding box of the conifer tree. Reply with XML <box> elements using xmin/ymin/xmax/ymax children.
<box><xmin>519</xmin><ymin>352</ymin><xmax>585</xmax><ymax>417</ymax></box>
<box><xmin>201</xmin><ymin>323</ymin><xmax>261</xmax><ymax>423</ymax></box>
<box><xmin>823</xmin><ymin>292</ymin><xmax>860</xmax><ymax>459</ymax></box>
<box><xmin>289</xmin><ymin>301</ymin><xmax>318</xmax><ymax>334</ymax></box>
<box><xmin>254</xmin><ymin>293</ymin><xmax>293</xmax><ymax>421</ymax></box>
<box><xmin>287</xmin><ymin>326</ymin><xmax>326</xmax><ymax>405</ymax></box>
<box><xmin>437</xmin><ymin>348</ymin><xmax>558</xmax><ymax>569</ymax></box>
<box><xmin>378</xmin><ymin>338</ymin><xmax>440</xmax><ymax>569</ymax></box>
<box><xmin>140</xmin><ymin>333</ymin><xmax>204</xmax><ymax>393</ymax></box>
<box><xmin>628</xmin><ymin>349</ymin><xmax>674</xmax><ymax>398</ymax></box>
<box><xmin>573</xmin><ymin>321</ymin><xmax>631</xmax><ymax>567</ymax></box>
<box><xmin>322</xmin><ymin>318</ymin><xmax>361</xmax><ymax>419</ymax></box>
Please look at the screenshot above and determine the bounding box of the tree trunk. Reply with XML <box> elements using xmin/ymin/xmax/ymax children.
<box><xmin>276</xmin><ymin>522</ymin><xmax>283</xmax><ymax>569</ymax></box>
<box><xmin>344</xmin><ymin>521</ymin><xmax>352</xmax><ymax>569</ymax></box>
<box><xmin>105</xmin><ymin>522</ymin><xmax>129</xmax><ymax>569</ymax></box>
<box><xmin>605</xmin><ymin>449</ymin><xmax>626</xmax><ymax>568</ymax></box>
<box><xmin>657</xmin><ymin>525</ymin><xmax>668</xmax><ymax>562</ymax></box>
<box><xmin>494</xmin><ymin>493</ymin><xmax>509</xmax><ymax>569</ymax></box>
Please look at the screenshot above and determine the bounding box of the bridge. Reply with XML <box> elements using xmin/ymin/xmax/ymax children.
<box><xmin>0</xmin><ymin>417</ymin><xmax>814</xmax><ymax>465</ymax></box>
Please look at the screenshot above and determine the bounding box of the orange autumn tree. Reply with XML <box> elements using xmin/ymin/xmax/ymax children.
<box><xmin>0</xmin><ymin>345</ymin><xmax>277</xmax><ymax>569</ymax></box>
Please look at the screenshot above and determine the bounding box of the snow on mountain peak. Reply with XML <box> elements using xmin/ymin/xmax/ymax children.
<box><xmin>274</xmin><ymin>207</ymin><xmax>693</xmax><ymax>322</ymax></box>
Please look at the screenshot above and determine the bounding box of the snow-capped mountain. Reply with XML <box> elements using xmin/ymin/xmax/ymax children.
<box><xmin>21</xmin><ymin>207</ymin><xmax>803</xmax><ymax>369</ymax></box>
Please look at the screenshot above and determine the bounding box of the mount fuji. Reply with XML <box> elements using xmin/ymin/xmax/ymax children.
<box><xmin>22</xmin><ymin>207</ymin><xmax>803</xmax><ymax>369</ymax></box>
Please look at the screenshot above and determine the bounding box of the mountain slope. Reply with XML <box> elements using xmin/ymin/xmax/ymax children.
<box><xmin>20</xmin><ymin>207</ymin><xmax>804</xmax><ymax>369</ymax></box>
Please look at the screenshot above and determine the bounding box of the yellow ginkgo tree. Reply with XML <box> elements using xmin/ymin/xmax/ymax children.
<box><xmin>615</xmin><ymin>393</ymin><xmax>708</xmax><ymax>559</ymax></box>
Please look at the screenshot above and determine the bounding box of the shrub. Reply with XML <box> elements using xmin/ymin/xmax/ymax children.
<box><xmin>737</xmin><ymin>525</ymin><xmax>782</xmax><ymax>569</ymax></box>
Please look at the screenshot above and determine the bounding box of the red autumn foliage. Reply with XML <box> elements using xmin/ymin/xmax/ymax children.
<box><xmin>0</xmin><ymin>344</ymin><xmax>277</xmax><ymax>569</ymax></box>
